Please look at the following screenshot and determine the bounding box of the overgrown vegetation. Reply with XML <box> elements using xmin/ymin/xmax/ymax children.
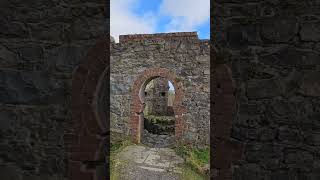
<box><xmin>175</xmin><ymin>144</ymin><xmax>210</xmax><ymax>180</ymax></box>
<box><xmin>109</xmin><ymin>132</ymin><xmax>210</xmax><ymax>179</ymax></box>
<box><xmin>110</xmin><ymin>135</ymin><xmax>133</xmax><ymax>180</ymax></box>
<box><xmin>111</xmin><ymin>139</ymin><xmax>133</xmax><ymax>153</ymax></box>
<box><xmin>144</xmin><ymin>115</ymin><xmax>175</xmax><ymax>125</ymax></box>
<box><xmin>180</xmin><ymin>164</ymin><xmax>206</xmax><ymax>180</ymax></box>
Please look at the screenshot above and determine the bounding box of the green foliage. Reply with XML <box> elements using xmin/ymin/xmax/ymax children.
<box><xmin>110</xmin><ymin>157</ymin><xmax>129</xmax><ymax>180</ymax></box>
<box><xmin>110</xmin><ymin>141</ymin><xmax>123</xmax><ymax>152</ymax></box>
<box><xmin>144</xmin><ymin>115</ymin><xmax>175</xmax><ymax>125</ymax></box>
<box><xmin>111</xmin><ymin>139</ymin><xmax>133</xmax><ymax>154</ymax></box>
<box><xmin>110</xmin><ymin>138</ymin><xmax>133</xmax><ymax>180</ymax></box>
<box><xmin>191</xmin><ymin>147</ymin><xmax>210</xmax><ymax>166</ymax></box>
<box><xmin>175</xmin><ymin>144</ymin><xmax>189</xmax><ymax>158</ymax></box>
<box><xmin>180</xmin><ymin>164</ymin><xmax>205</xmax><ymax>180</ymax></box>
<box><xmin>174</xmin><ymin>144</ymin><xmax>210</xmax><ymax>179</ymax></box>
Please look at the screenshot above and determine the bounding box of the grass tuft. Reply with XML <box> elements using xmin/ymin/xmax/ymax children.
<box><xmin>110</xmin><ymin>137</ymin><xmax>133</xmax><ymax>180</ymax></box>
<box><xmin>174</xmin><ymin>144</ymin><xmax>210</xmax><ymax>179</ymax></box>
<box><xmin>180</xmin><ymin>164</ymin><xmax>206</xmax><ymax>180</ymax></box>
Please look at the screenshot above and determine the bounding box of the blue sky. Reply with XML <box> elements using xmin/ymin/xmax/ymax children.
<box><xmin>111</xmin><ymin>0</ymin><xmax>210</xmax><ymax>42</ymax></box>
<box><xmin>168</xmin><ymin>81</ymin><xmax>174</xmax><ymax>91</ymax></box>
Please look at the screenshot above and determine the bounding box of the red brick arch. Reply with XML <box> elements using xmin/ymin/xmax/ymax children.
<box><xmin>67</xmin><ymin>38</ymin><xmax>108</xmax><ymax>180</ymax></box>
<box><xmin>67</xmin><ymin>38</ymin><xmax>243</xmax><ymax>180</ymax></box>
<box><xmin>211</xmin><ymin>64</ymin><xmax>243</xmax><ymax>180</ymax></box>
<box><xmin>129</xmin><ymin>68</ymin><xmax>186</xmax><ymax>143</ymax></box>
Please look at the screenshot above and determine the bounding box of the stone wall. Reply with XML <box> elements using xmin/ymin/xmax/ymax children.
<box><xmin>0</xmin><ymin>0</ymin><xmax>106</xmax><ymax>179</ymax></box>
<box><xmin>110</xmin><ymin>32</ymin><xmax>210</xmax><ymax>145</ymax></box>
<box><xmin>2</xmin><ymin>0</ymin><xmax>319</xmax><ymax>179</ymax></box>
<box><xmin>144</xmin><ymin>77</ymin><xmax>169</xmax><ymax>116</ymax></box>
<box><xmin>213</xmin><ymin>0</ymin><xmax>320</xmax><ymax>179</ymax></box>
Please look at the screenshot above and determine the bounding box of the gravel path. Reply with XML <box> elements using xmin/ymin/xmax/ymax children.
<box><xmin>113</xmin><ymin>145</ymin><xmax>184</xmax><ymax>180</ymax></box>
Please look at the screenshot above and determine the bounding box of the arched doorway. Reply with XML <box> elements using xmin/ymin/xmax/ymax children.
<box><xmin>68</xmin><ymin>38</ymin><xmax>108</xmax><ymax>180</ymax></box>
<box><xmin>211</xmin><ymin>64</ymin><xmax>244</xmax><ymax>179</ymax></box>
<box><xmin>129</xmin><ymin>68</ymin><xmax>186</xmax><ymax>143</ymax></box>
<box><xmin>141</xmin><ymin>77</ymin><xmax>176</xmax><ymax>147</ymax></box>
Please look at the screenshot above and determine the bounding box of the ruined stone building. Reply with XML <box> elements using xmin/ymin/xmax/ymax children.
<box><xmin>144</xmin><ymin>77</ymin><xmax>170</xmax><ymax>116</ymax></box>
<box><xmin>1</xmin><ymin>0</ymin><xmax>320</xmax><ymax>180</ymax></box>
<box><xmin>211</xmin><ymin>1</ymin><xmax>320</xmax><ymax>179</ymax></box>
<box><xmin>110</xmin><ymin>32</ymin><xmax>210</xmax><ymax>145</ymax></box>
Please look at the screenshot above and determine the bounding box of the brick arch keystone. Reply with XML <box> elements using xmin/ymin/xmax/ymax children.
<box><xmin>129</xmin><ymin>68</ymin><xmax>186</xmax><ymax>143</ymax></box>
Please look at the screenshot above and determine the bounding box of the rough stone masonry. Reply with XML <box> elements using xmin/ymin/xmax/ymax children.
<box><xmin>144</xmin><ymin>77</ymin><xmax>170</xmax><ymax>116</ymax></box>
<box><xmin>0</xmin><ymin>0</ymin><xmax>106</xmax><ymax>179</ymax></box>
<box><xmin>0</xmin><ymin>0</ymin><xmax>320</xmax><ymax>180</ymax></box>
<box><xmin>213</xmin><ymin>0</ymin><xmax>320</xmax><ymax>179</ymax></box>
<box><xmin>110</xmin><ymin>32</ymin><xmax>210</xmax><ymax>145</ymax></box>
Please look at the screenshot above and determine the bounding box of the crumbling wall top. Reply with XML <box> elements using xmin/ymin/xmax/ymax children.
<box><xmin>119</xmin><ymin>32</ymin><xmax>199</xmax><ymax>43</ymax></box>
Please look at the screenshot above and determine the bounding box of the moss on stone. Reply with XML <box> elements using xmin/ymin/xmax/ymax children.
<box><xmin>180</xmin><ymin>164</ymin><xmax>206</xmax><ymax>180</ymax></box>
<box><xmin>144</xmin><ymin>115</ymin><xmax>175</xmax><ymax>134</ymax></box>
<box><xmin>144</xmin><ymin>115</ymin><xmax>175</xmax><ymax>125</ymax></box>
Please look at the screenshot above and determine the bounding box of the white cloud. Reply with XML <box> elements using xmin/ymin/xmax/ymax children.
<box><xmin>110</xmin><ymin>0</ymin><xmax>156</xmax><ymax>42</ymax></box>
<box><xmin>159</xmin><ymin>0</ymin><xmax>210</xmax><ymax>32</ymax></box>
<box><xmin>110</xmin><ymin>0</ymin><xmax>210</xmax><ymax>42</ymax></box>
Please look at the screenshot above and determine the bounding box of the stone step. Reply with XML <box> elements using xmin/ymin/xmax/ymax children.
<box><xmin>138</xmin><ymin>166</ymin><xmax>165</xmax><ymax>172</ymax></box>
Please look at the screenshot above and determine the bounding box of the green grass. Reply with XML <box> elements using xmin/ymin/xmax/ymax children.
<box><xmin>180</xmin><ymin>164</ymin><xmax>206</xmax><ymax>180</ymax></box>
<box><xmin>144</xmin><ymin>115</ymin><xmax>175</xmax><ymax>125</ymax></box>
<box><xmin>191</xmin><ymin>147</ymin><xmax>210</xmax><ymax>166</ymax></box>
<box><xmin>110</xmin><ymin>138</ymin><xmax>133</xmax><ymax>156</ymax></box>
<box><xmin>110</xmin><ymin>135</ymin><xmax>210</xmax><ymax>180</ymax></box>
<box><xmin>175</xmin><ymin>144</ymin><xmax>210</xmax><ymax>179</ymax></box>
<box><xmin>110</xmin><ymin>138</ymin><xmax>133</xmax><ymax>180</ymax></box>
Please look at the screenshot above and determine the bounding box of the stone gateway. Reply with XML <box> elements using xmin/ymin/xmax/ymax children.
<box><xmin>110</xmin><ymin>32</ymin><xmax>210</xmax><ymax>145</ymax></box>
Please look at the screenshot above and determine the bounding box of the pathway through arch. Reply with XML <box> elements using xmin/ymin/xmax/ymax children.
<box><xmin>141</xmin><ymin>77</ymin><xmax>176</xmax><ymax>148</ymax></box>
<box><xmin>111</xmin><ymin>68</ymin><xmax>187</xmax><ymax>179</ymax></box>
<box><xmin>129</xmin><ymin>68</ymin><xmax>185</xmax><ymax>144</ymax></box>
<box><xmin>112</xmin><ymin>145</ymin><xmax>184</xmax><ymax>180</ymax></box>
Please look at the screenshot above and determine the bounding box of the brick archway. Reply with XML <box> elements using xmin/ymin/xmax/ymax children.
<box><xmin>129</xmin><ymin>68</ymin><xmax>186</xmax><ymax>143</ymax></box>
<box><xmin>67</xmin><ymin>39</ymin><xmax>243</xmax><ymax>180</ymax></box>
<box><xmin>67</xmin><ymin>38</ymin><xmax>108</xmax><ymax>180</ymax></box>
<box><xmin>211</xmin><ymin>64</ymin><xmax>243</xmax><ymax>180</ymax></box>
